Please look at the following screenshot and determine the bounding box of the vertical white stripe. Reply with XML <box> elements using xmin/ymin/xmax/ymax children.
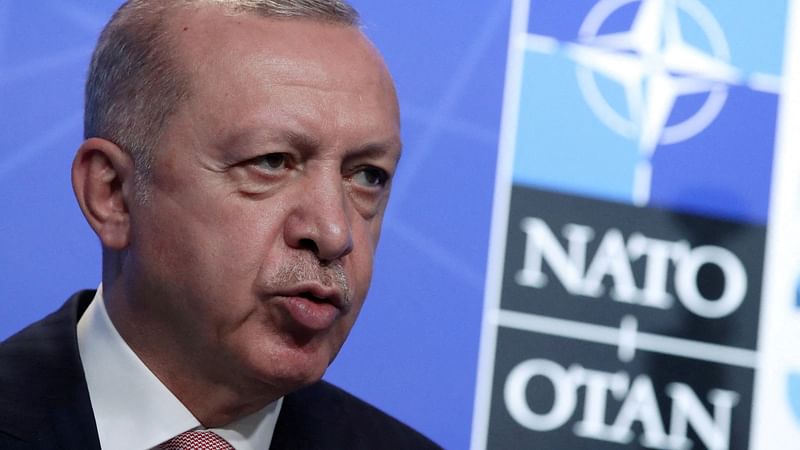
<box><xmin>632</xmin><ymin>160</ymin><xmax>652</xmax><ymax>206</ymax></box>
<box><xmin>750</xmin><ymin>0</ymin><xmax>800</xmax><ymax>448</ymax></box>
<box><xmin>470</xmin><ymin>0</ymin><xmax>532</xmax><ymax>448</ymax></box>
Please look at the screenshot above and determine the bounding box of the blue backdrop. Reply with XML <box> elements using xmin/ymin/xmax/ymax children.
<box><xmin>0</xmin><ymin>1</ymin><xmax>510</xmax><ymax>448</ymax></box>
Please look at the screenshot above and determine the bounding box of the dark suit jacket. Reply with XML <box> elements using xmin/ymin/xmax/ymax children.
<box><xmin>0</xmin><ymin>291</ymin><xmax>441</xmax><ymax>449</ymax></box>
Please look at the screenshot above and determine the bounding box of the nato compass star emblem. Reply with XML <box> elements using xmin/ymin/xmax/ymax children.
<box><xmin>563</xmin><ymin>0</ymin><xmax>741</xmax><ymax>205</ymax></box>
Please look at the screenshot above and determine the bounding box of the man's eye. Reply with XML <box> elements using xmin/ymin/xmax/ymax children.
<box><xmin>254</xmin><ymin>153</ymin><xmax>288</xmax><ymax>171</ymax></box>
<box><xmin>352</xmin><ymin>167</ymin><xmax>389</xmax><ymax>188</ymax></box>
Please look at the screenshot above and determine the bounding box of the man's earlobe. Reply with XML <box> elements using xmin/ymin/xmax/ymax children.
<box><xmin>72</xmin><ymin>138</ymin><xmax>135</xmax><ymax>250</ymax></box>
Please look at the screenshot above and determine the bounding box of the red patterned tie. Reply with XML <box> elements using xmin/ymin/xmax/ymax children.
<box><xmin>158</xmin><ymin>431</ymin><xmax>235</xmax><ymax>450</ymax></box>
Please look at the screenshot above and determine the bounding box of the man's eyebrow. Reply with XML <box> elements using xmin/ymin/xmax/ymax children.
<box><xmin>217</xmin><ymin>128</ymin><xmax>318</xmax><ymax>155</ymax></box>
<box><xmin>223</xmin><ymin>128</ymin><xmax>402</xmax><ymax>162</ymax></box>
<box><xmin>286</xmin><ymin>130</ymin><xmax>322</xmax><ymax>151</ymax></box>
<box><xmin>286</xmin><ymin>129</ymin><xmax>403</xmax><ymax>163</ymax></box>
<box><xmin>348</xmin><ymin>138</ymin><xmax>403</xmax><ymax>164</ymax></box>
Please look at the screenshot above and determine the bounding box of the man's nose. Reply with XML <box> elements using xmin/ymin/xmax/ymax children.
<box><xmin>284</xmin><ymin>177</ymin><xmax>354</xmax><ymax>263</ymax></box>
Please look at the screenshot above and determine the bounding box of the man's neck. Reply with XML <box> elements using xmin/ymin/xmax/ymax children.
<box><xmin>103</xmin><ymin>282</ymin><xmax>282</xmax><ymax>426</ymax></box>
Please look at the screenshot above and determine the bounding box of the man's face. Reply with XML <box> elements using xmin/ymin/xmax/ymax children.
<box><xmin>121</xmin><ymin>8</ymin><xmax>400</xmax><ymax>395</ymax></box>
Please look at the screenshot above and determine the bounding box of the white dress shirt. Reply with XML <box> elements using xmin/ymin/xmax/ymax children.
<box><xmin>77</xmin><ymin>286</ymin><xmax>283</xmax><ymax>450</ymax></box>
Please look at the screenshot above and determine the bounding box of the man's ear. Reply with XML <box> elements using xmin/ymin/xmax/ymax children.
<box><xmin>72</xmin><ymin>138</ymin><xmax>136</xmax><ymax>250</ymax></box>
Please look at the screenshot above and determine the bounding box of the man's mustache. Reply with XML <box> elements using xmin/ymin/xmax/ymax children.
<box><xmin>267</xmin><ymin>255</ymin><xmax>352</xmax><ymax>308</ymax></box>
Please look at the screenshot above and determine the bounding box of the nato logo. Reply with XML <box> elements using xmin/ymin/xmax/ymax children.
<box><xmin>512</xmin><ymin>0</ymin><xmax>787</xmax><ymax>224</ymax></box>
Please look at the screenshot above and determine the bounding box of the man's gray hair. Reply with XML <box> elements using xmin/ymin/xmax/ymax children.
<box><xmin>84</xmin><ymin>0</ymin><xmax>360</xmax><ymax>199</ymax></box>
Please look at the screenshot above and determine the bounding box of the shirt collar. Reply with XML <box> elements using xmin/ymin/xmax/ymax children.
<box><xmin>77</xmin><ymin>285</ymin><xmax>282</xmax><ymax>450</ymax></box>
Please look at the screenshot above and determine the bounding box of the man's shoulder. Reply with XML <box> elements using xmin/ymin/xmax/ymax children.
<box><xmin>272</xmin><ymin>380</ymin><xmax>442</xmax><ymax>449</ymax></box>
<box><xmin>0</xmin><ymin>290</ymin><xmax>93</xmax><ymax>384</ymax></box>
<box><xmin>0</xmin><ymin>291</ymin><xmax>98</xmax><ymax>446</ymax></box>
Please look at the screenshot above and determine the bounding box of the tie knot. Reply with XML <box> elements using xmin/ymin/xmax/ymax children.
<box><xmin>159</xmin><ymin>430</ymin><xmax>234</xmax><ymax>450</ymax></box>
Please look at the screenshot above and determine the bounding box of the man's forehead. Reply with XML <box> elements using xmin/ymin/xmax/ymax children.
<box><xmin>147</xmin><ymin>3</ymin><xmax>400</xmax><ymax>150</ymax></box>
<box><xmin>167</xmin><ymin>3</ymin><xmax>366</xmax><ymax>52</ymax></box>
<box><xmin>166</xmin><ymin>5</ymin><xmax>386</xmax><ymax>85</ymax></box>
<box><xmin>165</xmin><ymin>7</ymin><xmax>395</xmax><ymax>107</ymax></box>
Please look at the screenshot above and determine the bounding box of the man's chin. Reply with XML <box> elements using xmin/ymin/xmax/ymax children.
<box><xmin>235</xmin><ymin>322</ymin><xmax>345</xmax><ymax>395</ymax></box>
<box><xmin>256</xmin><ymin>365</ymin><xmax>328</xmax><ymax>397</ymax></box>
<box><xmin>248</xmin><ymin>344</ymin><xmax>335</xmax><ymax>395</ymax></box>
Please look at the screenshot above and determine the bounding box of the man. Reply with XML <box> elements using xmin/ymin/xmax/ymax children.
<box><xmin>0</xmin><ymin>1</ymin><xmax>440</xmax><ymax>448</ymax></box>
